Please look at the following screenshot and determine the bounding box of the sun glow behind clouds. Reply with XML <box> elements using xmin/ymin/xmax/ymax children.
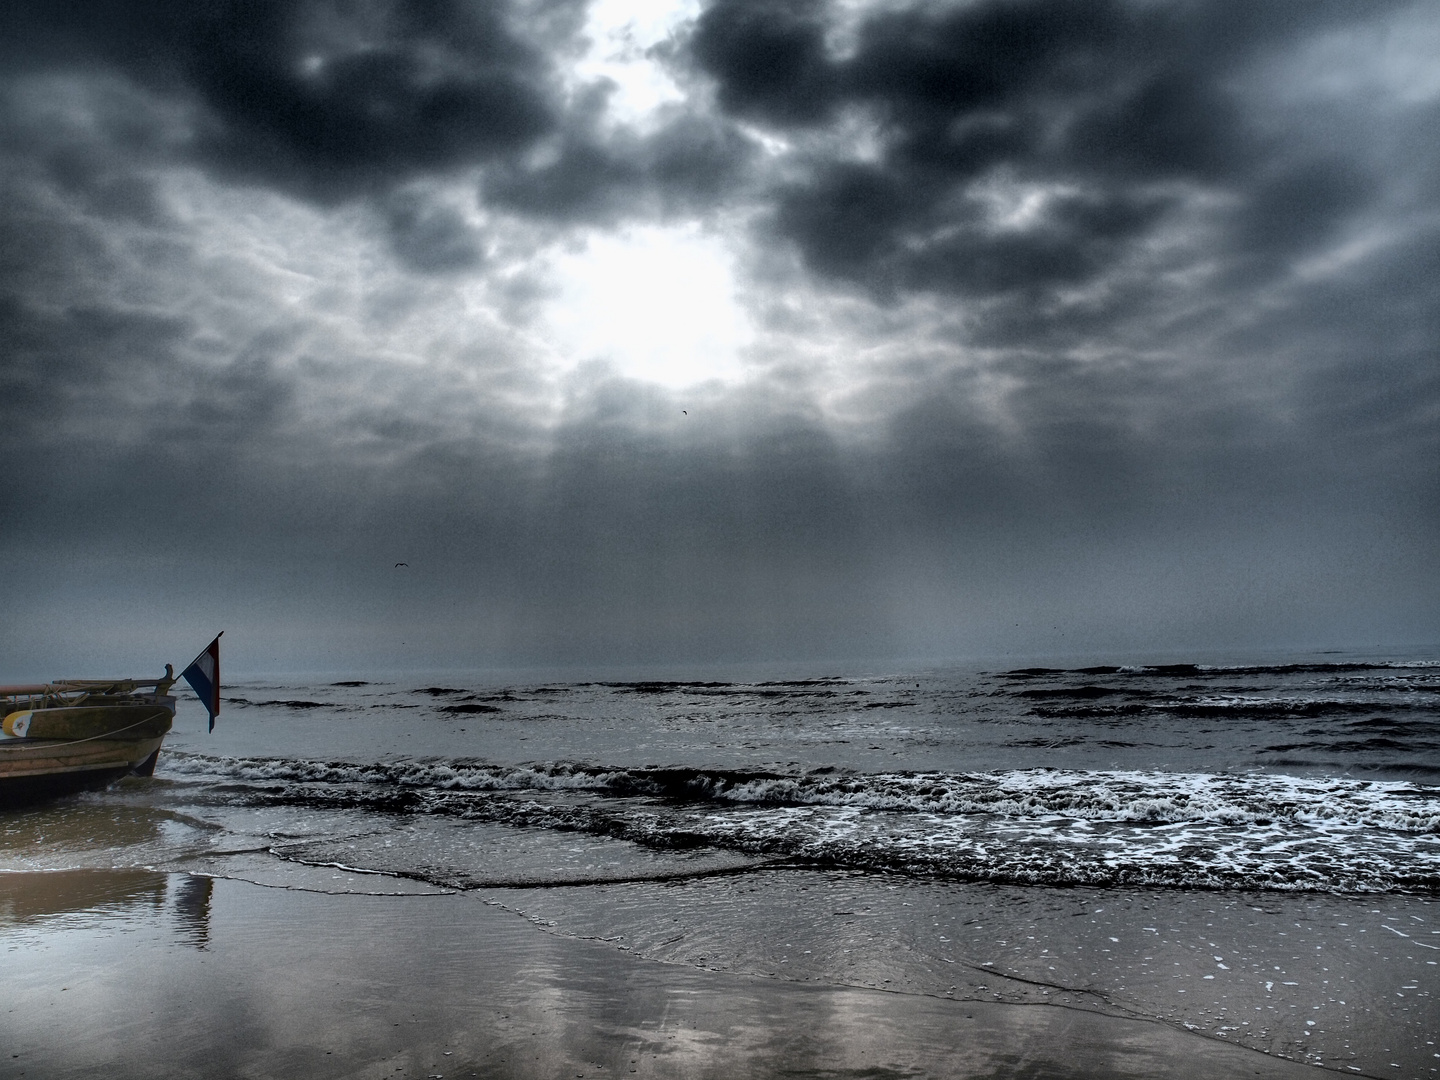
<box><xmin>570</xmin><ymin>0</ymin><xmax>699</xmax><ymax>128</ymax></box>
<box><xmin>543</xmin><ymin>224</ymin><xmax>753</xmax><ymax>388</ymax></box>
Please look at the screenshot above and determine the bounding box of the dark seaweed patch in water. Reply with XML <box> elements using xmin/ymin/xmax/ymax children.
<box><xmin>1002</xmin><ymin>661</ymin><xmax>1420</xmax><ymax>680</ymax></box>
<box><xmin>1165</xmin><ymin>700</ymin><xmax>1401</xmax><ymax>719</ymax></box>
<box><xmin>1310</xmin><ymin>736</ymin><xmax>1440</xmax><ymax>754</ymax></box>
<box><xmin>1017</xmin><ymin>686</ymin><xmax>1149</xmax><ymax>700</ymax></box>
<box><xmin>1349</xmin><ymin>717</ymin><xmax>1440</xmax><ymax>732</ymax></box>
<box><xmin>1209</xmin><ymin>662</ymin><xmax>1417</xmax><ymax>676</ymax></box>
<box><xmin>1034</xmin><ymin>699</ymin><xmax>1427</xmax><ymax>722</ymax></box>
<box><xmin>438</xmin><ymin>703</ymin><xmax>503</xmax><ymax>714</ymax></box>
<box><xmin>415</xmin><ymin>687</ymin><xmax>467</xmax><ymax>696</ymax></box>
<box><xmin>1002</xmin><ymin>665</ymin><xmax>1187</xmax><ymax>678</ymax></box>
<box><xmin>1366</xmin><ymin>762</ymin><xmax>1440</xmax><ymax>777</ymax></box>
<box><xmin>747</xmin><ymin>689</ymin><xmax>838</xmax><ymax>698</ymax></box>
<box><xmin>601</xmin><ymin>681</ymin><xmax>733</xmax><ymax>693</ymax></box>
<box><xmin>598</xmin><ymin>682</ymin><xmax>845</xmax><ymax>700</ymax></box>
<box><xmin>1027</xmin><ymin>704</ymin><xmax>1153</xmax><ymax>719</ymax></box>
<box><xmin>1336</xmin><ymin>737</ymin><xmax>1417</xmax><ymax>751</ymax></box>
<box><xmin>223</xmin><ymin>697</ymin><xmax>338</xmax><ymax>709</ymax></box>
<box><xmin>756</xmin><ymin>678</ymin><xmax>848</xmax><ymax>687</ymax></box>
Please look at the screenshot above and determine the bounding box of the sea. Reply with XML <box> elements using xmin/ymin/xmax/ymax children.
<box><xmin>4</xmin><ymin>647</ymin><xmax>1439</xmax><ymax>1075</ymax></box>
<box><xmin>132</xmin><ymin>648</ymin><xmax>1440</xmax><ymax>894</ymax></box>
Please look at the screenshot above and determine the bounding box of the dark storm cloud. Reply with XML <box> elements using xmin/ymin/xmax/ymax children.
<box><xmin>0</xmin><ymin>0</ymin><xmax>560</xmax><ymax>201</ymax></box>
<box><xmin>486</xmin><ymin>113</ymin><xmax>755</xmax><ymax>220</ymax></box>
<box><xmin>690</xmin><ymin>0</ymin><xmax>1401</xmax><ymax>302</ymax></box>
<box><xmin>690</xmin><ymin>0</ymin><xmax>838</xmax><ymax>125</ymax></box>
<box><xmin>0</xmin><ymin>0</ymin><xmax>754</xmax><ymax>274</ymax></box>
<box><xmin>1231</xmin><ymin>157</ymin><xmax>1373</xmax><ymax>267</ymax></box>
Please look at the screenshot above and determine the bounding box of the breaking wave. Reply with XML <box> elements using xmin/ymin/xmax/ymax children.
<box><xmin>164</xmin><ymin>754</ymin><xmax>1438</xmax><ymax>831</ymax></box>
<box><xmin>161</xmin><ymin>754</ymin><xmax>1440</xmax><ymax>895</ymax></box>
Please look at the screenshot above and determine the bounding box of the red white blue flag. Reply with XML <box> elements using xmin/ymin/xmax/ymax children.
<box><xmin>181</xmin><ymin>633</ymin><xmax>223</xmax><ymax>732</ymax></box>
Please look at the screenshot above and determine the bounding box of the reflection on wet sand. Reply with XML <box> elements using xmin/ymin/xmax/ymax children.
<box><xmin>0</xmin><ymin>868</ymin><xmax>211</xmax><ymax>949</ymax></box>
<box><xmin>0</xmin><ymin>789</ymin><xmax>222</xmax><ymax>871</ymax></box>
<box><xmin>171</xmin><ymin>872</ymin><xmax>213</xmax><ymax>948</ymax></box>
<box><xmin>0</xmin><ymin>868</ymin><xmax>166</xmax><ymax>925</ymax></box>
<box><xmin>0</xmin><ymin>873</ymin><xmax>1326</xmax><ymax>1080</ymax></box>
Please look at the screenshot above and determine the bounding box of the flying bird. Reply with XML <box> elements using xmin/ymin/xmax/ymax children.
<box><xmin>395</xmin><ymin>562</ymin><xmax>409</xmax><ymax>567</ymax></box>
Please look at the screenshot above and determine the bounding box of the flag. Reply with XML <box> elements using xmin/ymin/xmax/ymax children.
<box><xmin>181</xmin><ymin>633</ymin><xmax>223</xmax><ymax>732</ymax></box>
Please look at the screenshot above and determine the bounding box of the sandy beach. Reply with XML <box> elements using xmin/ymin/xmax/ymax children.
<box><xmin>2</xmin><ymin>866</ymin><xmax>1434</xmax><ymax>1079</ymax></box>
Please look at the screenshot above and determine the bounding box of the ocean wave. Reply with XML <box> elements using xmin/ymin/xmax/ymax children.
<box><xmin>162</xmin><ymin>755</ymin><xmax>1440</xmax><ymax>833</ymax></box>
<box><xmin>157</xmin><ymin>754</ymin><xmax>1440</xmax><ymax>894</ymax></box>
<box><xmin>272</xmin><ymin>794</ymin><xmax>1440</xmax><ymax>895</ymax></box>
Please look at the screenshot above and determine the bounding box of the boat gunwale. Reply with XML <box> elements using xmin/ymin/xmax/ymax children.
<box><xmin>0</xmin><ymin>714</ymin><xmax>173</xmax><ymax>751</ymax></box>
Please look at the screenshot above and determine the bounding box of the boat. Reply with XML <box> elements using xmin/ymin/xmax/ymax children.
<box><xmin>0</xmin><ymin>636</ymin><xmax>220</xmax><ymax>808</ymax></box>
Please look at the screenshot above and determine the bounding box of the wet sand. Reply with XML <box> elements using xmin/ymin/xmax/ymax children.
<box><xmin>492</xmin><ymin>869</ymin><xmax>1440</xmax><ymax>1074</ymax></box>
<box><xmin>0</xmin><ymin>869</ymin><xmax>1411</xmax><ymax>1080</ymax></box>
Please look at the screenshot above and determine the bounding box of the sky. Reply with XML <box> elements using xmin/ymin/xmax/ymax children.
<box><xmin>1</xmin><ymin>0</ymin><xmax>1437</xmax><ymax>675</ymax></box>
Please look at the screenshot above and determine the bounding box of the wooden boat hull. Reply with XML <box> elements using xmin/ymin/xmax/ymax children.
<box><xmin>3</xmin><ymin>703</ymin><xmax>173</xmax><ymax>741</ymax></box>
<box><xmin>0</xmin><ymin>698</ymin><xmax>173</xmax><ymax>810</ymax></box>
<box><xmin>0</xmin><ymin>734</ymin><xmax>169</xmax><ymax>807</ymax></box>
<box><xmin>1</xmin><ymin>665</ymin><xmax>200</xmax><ymax>808</ymax></box>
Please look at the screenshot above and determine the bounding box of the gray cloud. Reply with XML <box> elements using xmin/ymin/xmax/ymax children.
<box><xmin>384</xmin><ymin>192</ymin><xmax>486</xmax><ymax>273</ymax></box>
<box><xmin>2</xmin><ymin>0</ymin><xmax>560</xmax><ymax>197</ymax></box>
<box><xmin>689</xmin><ymin>0</ymin><xmax>1400</xmax><ymax>308</ymax></box>
<box><xmin>0</xmin><ymin>0</ymin><xmax>1436</xmax><ymax>672</ymax></box>
<box><xmin>485</xmin><ymin>113</ymin><xmax>755</xmax><ymax>221</ymax></box>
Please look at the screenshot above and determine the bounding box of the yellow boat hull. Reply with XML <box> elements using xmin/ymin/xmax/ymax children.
<box><xmin>0</xmin><ymin>734</ymin><xmax>169</xmax><ymax>807</ymax></box>
<box><xmin>3</xmin><ymin>704</ymin><xmax>173</xmax><ymax>741</ymax></box>
<box><xmin>0</xmin><ymin>699</ymin><xmax>175</xmax><ymax>808</ymax></box>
